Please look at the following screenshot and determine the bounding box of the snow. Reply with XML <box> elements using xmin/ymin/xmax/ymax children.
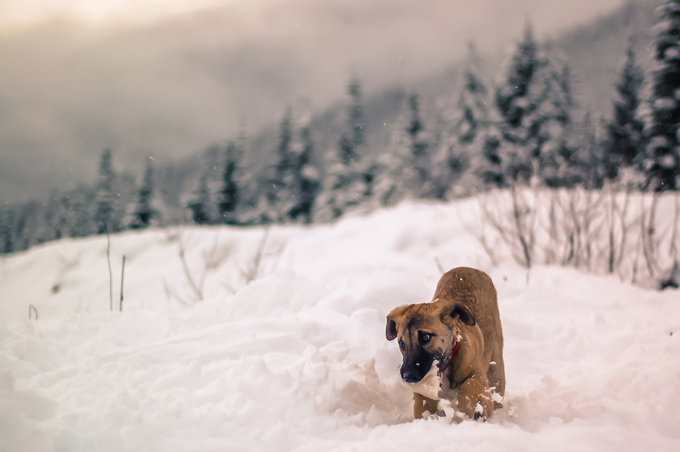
<box><xmin>649</xmin><ymin>135</ymin><xmax>670</xmax><ymax>150</ymax></box>
<box><xmin>0</xmin><ymin>199</ymin><xmax>679</xmax><ymax>452</ymax></box>
<box><xmin>402</xmin><ymin>361</ymin><xmax>441</xmax><ymax>401</ymax></box>
<box><xmin>666</xmin><ymin>47</ymin><xmax>680</xmax><ymax>60</ymax></box>
<box><xmin>654</xmin><ymin>97</ymin><xmax>677</xmax><ymax>111</ymax></box>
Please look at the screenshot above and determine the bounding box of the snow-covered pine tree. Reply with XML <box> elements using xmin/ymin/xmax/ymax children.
<box><xmin>485</xmin><ymin>25</ymin><xmax>546</xmax><ymax>187</ymax></box>
<box><xmin>288</xmin><ymin>125</ymin><xmax>320</xmax><ymax>224</ymax></box>
<box><xmin>480</xmin><ymin>118</ymin><xmax>505</xmax><ymax>186</ymax></box>
<box><xmin>646</xmin><ymin>0</ymin><xmax>680</xmax><ymax>191</ymax></box>
<box><xmin>430</xmin><ymin>111</ymin><xmax>467</xmax><ymax>200</ymax></box>
<box><xmin>12</xmin><ymin>203</ymin><xmax>42</xmax><ymax>251</ymax></box>
<box><xmin>406</xmin><ymin>93</ymin><xmax>433</xmax><ymax>197</ymax></box>
<box><xmin>431</xmin><ymin>42</ymin><xmax>488</xmax><ymax>198</ymax></box>
<box><xmin>484</xmin><ymin>26</ymin><xmax>578</xmax><ymax>189</ymax></box>
<box><xmin>536</xmin><ymin>60</ymin><xmax>581</xmax><ymax>188</ymax></box>
<box><xmin>53</xmin><ymin>194</ymin><xmax>71</xmax><ymax>240</ymax></box>
<box><xmin>267</xmin><ymin>110</ymin><xmax>298</xmax><ymax>222</ymax></box>
<box><xmin>457</xmin><ymin>43</ymin><xmax>490</xmax><ymax>149</ymax></box>
<box><xmin>218</xmin><ymin>142</ymin><xmax>242</xmax><ymax>225</ymax></box>
<box><xmin>95</xmin><ymin>149</ymin><xmax>117</xmax><ymax>234</ymax></box>
<box><xmin>604</xmin><ymin>44</ymin><xmax>646</xmax><ymax>182</ymax></box>
<box><xmin>130</xmin><ymin>158</ymin><xmax>158</xmax><ymax>229</ymax></box>
<box><xmin>578</xmin><ymin>111</ymin><xmax>606</xmax><ymax>190</ymax></box>
<box><xmin>187</xmin><ymin>175</ymin><xmax>213</xmax><ymax>225</ymax></box>
<box><xmin>373</xmin><ymin>91</ymin><xmax>434</xmax><ymax>205</ymax></box>
<box><xmin>372</xmin><ymin>92</ymin><xmax>416</xmax><ymax>207</ymax></box>
<box><xmin>316</xmin><ymin>79</ymin><xmax>370</xmax><ymax>221</ymax></box>
<box><xmin>35</xmin><ymin>192</ymin><xmax>61</xmax><ymax>244</ymax></box>
<box><xmin>70</xmin><ymin>187</ymin><xmax>94</xmax><ymax>237</ymax></box>
<box><xmin>0</xmin><ymin>207</ymin><xmax>15</xmax><ymax>254</ymax></box>
<box><xmin>339</xmin><ymin>79</ymin><xmax>365</xmax><ymax>166</ymax></box>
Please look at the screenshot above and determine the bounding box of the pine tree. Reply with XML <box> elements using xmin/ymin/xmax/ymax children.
<box><xmin>485</xmin><ymin>26</ymin><xmax>577</xmax><ymax>188</ymax></box>
<box><xmin>430</xmin><ymin>113</ymin><xmax>468</xmax><ymax>200</ymax></box>
<box><xmin>218</xmin><ymin>142</ymin><xmax>242</xmax><ymax>225</ymax></box>
<box><xmin>35</xmin><ymin>193</ymin><xmax>60</xmax><ymax>244</ymax></box>
<box><xmin>578</xmin><ymin>111</ymin><xmax>606</xmax><ymax>190</ymax></box>
<box><xmin>488</xmin><ymin>25</ymin><xmax>545</xmax><ymax>186</ymax></box>
<box><xmin>338</xmin><ymin>79</ymin><xmax>365</xmax><ymax>168</ymax></box>
<box><xmin>537</xmin><ymin>61</ymin><xmax>580</xmax><ymax>188</ymax></box>
<box><xmin>12</xmin><ymin>202</ymin><xmax>41</xmax><ymax>251</ymax></box>
<box><xmin>605</xmin><ymin>44</ymin><xmax>646</xmax><ymax>182</ymax></box>
<box><xmin>0</xmin><ymin>207</ymin><xmax>15</xmax><ymax>254</ymax></box>
<box><xmin>289</xmin><ymin>125</ymin><xmax>320</xmax><ymax>223</ymax></box>
<box><xmin>70</xmin><ymin>187</ymin><xmax>94</xmax><ymax>237</ymax></box>
<box><xmin>646</xmin><ymin>0</ymin><xmax>680</xmax><ymax>191</ymax></box>
<box><xmin>130</xmin><ymin>158</ymin><xmax>158</xmax><ymax>229</ymax></box>
<box><xmin>406</xmin><ymin>93</ymin><xmax>433</xmax><ymax>197</ymax></box>
<box><xmin>266</xmin><ymin>111</ymin><xmax>298</xmax><ymax>222</ymax></box>
<box><xmin>431</xmin><ymin>44</ymin><xmax>488</xmax><ymax>198</ymax></box>
<box><xmin>54</xmin><ymin>194</ymin><xmax>71</xmax><ymax>240</ymax></box>
<box><xmin>373</xmin><ymin>91</ymin><xmax>434</xmax><ymax>205</ymax></box>
<box><xmin>188</xmin><ymin>175</ymin><xmax>213</xmax><ymax>225</ymax></box>
<box><xmin>481</xmin><ymin>127</ymin><xmax>505</xmax><ymax>187</ymax></box>
<box><xmin>372</xmin><ymin>93</ymin><xmax>416</xmax><ymax>206</ymax></box>
<box><xmin>457</xmin><ymin>43</ymin><xmax>490</xmax><ymax>148</ymax></box>
<box><xmin>316</xmin><ymin>80</ymin><xmax>370</xmax><ymax>221</ymax></box>
<box><xmin>95</xmin><ymin>149</ymin><xmax>117</xmax><ymax>234</ymax></box>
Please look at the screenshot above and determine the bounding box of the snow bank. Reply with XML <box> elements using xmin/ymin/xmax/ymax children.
<box><xmin>0</xmin><ymin>199</ymin><xmax>678</xmax><ymax>451</ymax></box>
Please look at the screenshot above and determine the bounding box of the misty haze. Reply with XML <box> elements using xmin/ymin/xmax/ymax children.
<box><xmin>2</xmin><ymin>0</ymin><xmax>630</xmax><ymax>205</ymax></box>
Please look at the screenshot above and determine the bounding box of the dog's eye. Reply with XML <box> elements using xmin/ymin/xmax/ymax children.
<box><xmin>398</xmin><ymin>339</ymin><xmax>405</xmax><ymax>350</ymax></box>
<box><xmin>420</xmin><ymin>333</ymin><xmax>432</xmax><ymax>344</ymax></box>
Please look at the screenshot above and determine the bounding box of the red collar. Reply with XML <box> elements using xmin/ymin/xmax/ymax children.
<box><xmin>438</xmin><ymin>340</ymin><xmax>461</xmax><ymax>375</ymax></box>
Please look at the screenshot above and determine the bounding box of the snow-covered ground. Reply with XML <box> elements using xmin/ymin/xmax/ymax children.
<box><xmin>0</xmin><ymin>199</ymin><xmax>678</xmax><ymax>452</ymax></box>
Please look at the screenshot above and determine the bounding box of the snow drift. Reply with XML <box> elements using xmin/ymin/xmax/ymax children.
<box><xmin>0</xmin><ymin>199</ymin><xmax>678</xmax><ymax>451</ymax></box>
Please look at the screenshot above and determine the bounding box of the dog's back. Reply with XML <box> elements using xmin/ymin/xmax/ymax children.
<box><xmin>433</xmin><ymin>267</ymin><xmax>505</xmax><ymax>398</ymax></box>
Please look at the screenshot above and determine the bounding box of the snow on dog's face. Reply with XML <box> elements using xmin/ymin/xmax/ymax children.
<box><xmin>386</xmin><ymin>300</ymin><xmax>475</xmax><ymax>384</ymax></box>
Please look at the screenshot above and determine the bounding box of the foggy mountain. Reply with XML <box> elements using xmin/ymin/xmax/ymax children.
<box><xmin>0</xmin><ymin>0</ymin><xmax>644</xmax><ymax>205</ymax></box>
<box><xmin>184</xmin><ymin>0</ymin><xmax>663</xmax><ymax>202</ymax></box>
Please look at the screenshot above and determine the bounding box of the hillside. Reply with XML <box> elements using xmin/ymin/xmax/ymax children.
<box><xmin>0</xmin><ymin>198</ymin><xmax>678</xmax><ymax>451</ymax></box>
<box><xmin>159</xmin><ymin>0</ymin><xmax>666</xmax><ymax>216</ymax></box>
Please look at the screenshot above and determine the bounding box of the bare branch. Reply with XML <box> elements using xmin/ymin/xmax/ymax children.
<box><xmin>435</xmin><ymin>257</ymin><xmax>445</xmax><ymax>274</ymax></box>
<box><xmin>243</xmin><ymin>228</ymin><xmax>271</xmax><ymax>284</ymax></box>
<box><xmin>105</xmin><ymin>223</ymin><xmax>113</xmax><ymax>312</ymax></box>
<box><xmin>28</xmin><ymin>304</ymin><xmax>38</xmax><ymax>320</ymax></box>
<box><xmin>119</xmin><ymin>255</ymin><xmax>126</xmax><ymax>312</ymax></box>
<box><xmin>177</xmin><ymin>231</ymin><xmax>203</xmax><ymax>301</ymax></box>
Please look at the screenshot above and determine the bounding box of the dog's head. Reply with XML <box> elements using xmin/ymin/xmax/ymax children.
<box><xmin>386</xmin><ymin>300</ymin><xmax>475</xmax><ymax>383</ymax></box>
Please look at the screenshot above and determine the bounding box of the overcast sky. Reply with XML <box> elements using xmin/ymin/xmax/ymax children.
<box><xmin>0</xmin><ymin>0</ymin><xmax>629</xmax><ymax>204</ymax></box>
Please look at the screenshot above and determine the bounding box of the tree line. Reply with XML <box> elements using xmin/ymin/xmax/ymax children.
<box><xmin>2</xmin><ymin>0</ymin><xmax>680</xmax><ymax>255</ymax></box>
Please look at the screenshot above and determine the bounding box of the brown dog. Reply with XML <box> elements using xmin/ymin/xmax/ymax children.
<box><xmin>386</xmin><ymin>267</ymin><xmax>505</xmax><ymax>421</ymax></box>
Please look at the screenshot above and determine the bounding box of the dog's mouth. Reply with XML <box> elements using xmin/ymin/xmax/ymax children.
<box><xmin>400</xmin><ymin>361</ymin><xmax>442</xmax><ymax>400</ymax></box>
<box><xmin>400</xmin><ymin>353</ymin><xmax>436</xmax><ymax>383</ymax></box>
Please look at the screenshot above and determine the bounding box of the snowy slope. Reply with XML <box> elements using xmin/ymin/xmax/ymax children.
<box><xmin>0</xmin><ymin>199</ymin><xmax>678</xmax><ymax>452</ymax></box>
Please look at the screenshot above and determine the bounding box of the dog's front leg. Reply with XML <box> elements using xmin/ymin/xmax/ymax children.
<box><xmin>413</xmin><ymin>392</ymin><xmax>439</xmax><ymax>420</ymax></box>
<box><xmin>456</xmin><ymin>376</ymin><xmax>493</xmax><ymax>421</ymax></box>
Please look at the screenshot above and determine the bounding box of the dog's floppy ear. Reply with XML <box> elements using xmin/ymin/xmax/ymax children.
<box><xmin>386</xmin><ymin>317</ymin><xmax>398</xmax><ymax>341</ymax></box>
<box><xmin>385</xmin><ymin>305</ymin><xmax>409</xmax><ymax>341</ymax></box>
<box><xmin>441</xmin><ymin>302</ymin><xmax>476</xmax><ymax>327</ymax></box>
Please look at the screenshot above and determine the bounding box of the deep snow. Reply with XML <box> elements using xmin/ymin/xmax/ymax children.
<box><xmin>0</xmin><ymin>199</ymin><xmax>678</xmax><ymax>452</ymax></box>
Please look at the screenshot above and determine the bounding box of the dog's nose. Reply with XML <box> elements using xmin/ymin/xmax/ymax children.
<box><xmin>402</xmin><ymin>369</ymin><xmax>421</xmax><ymax>383</ymax></box>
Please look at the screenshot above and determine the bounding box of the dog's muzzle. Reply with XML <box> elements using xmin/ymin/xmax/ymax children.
<box><xmin>401</xmin><ymin>367</ymin><xmax>422</xmax><ymax>383</ymax></box>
